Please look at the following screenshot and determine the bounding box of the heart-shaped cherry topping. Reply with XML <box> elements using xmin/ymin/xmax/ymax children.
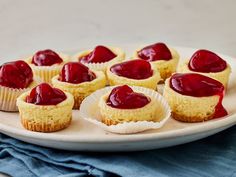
<box><xmin>110</xmin><ymin>59</ymin><xmax>153</xmax><ymax>79</ymax></box>
<box><xmin>0</xmin><ymin>60</ymin><xmax>33</xmax><ymax>89</ymax></box>
<box><xmin>138</xmin><ymin>42</ymin><xmax>172</xmax><ymax>61</ymax></box>
<box><xmin>59</xmin><ymin>62</ymin><xmax>96</xmax><ymax>84</ymax></box>
<box><xmin>26</xmin><ymin>83</ymin><xmax>66</xmax><ymax>105</ymax></box>
<box><xmin>32</xmin><ymin>49</ymin><xmax>63</xmax><ymax>66</ymax></box>
<box><xmin>80</xmin><ymin>45</ymin><xmax>117</xmax><ymax>63</ymax></box>
<box><xmin>106</xmin><ymin>85</ymin><xmax>150</xmax><ymax>109</ymax></box>
<box><xmin>188</xmin><ymin>49</ymin><xmax>227</xmax><ymax>73</ymax></box>
<box><xmin>170</xmin><ymin>73</ymin><xmax>227</xmax><ymax>118</ymax></box>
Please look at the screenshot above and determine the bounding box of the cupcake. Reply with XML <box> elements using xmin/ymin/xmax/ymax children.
<box><xmin>106</xmin><ymin>59</ymin><xmax>161</xmax><ymax>90</ymax></box>
<box><xmin>177</xmin><ymin>49</ymin><xmax>231</xmax><ymax>87</ymax></box>
<box><xmin>133</xmin><ymin>42</ymin><xmax>179</xmax><ymax>81</ymax></box>
<box><xmin>99</xmin><ymin>85</ymin><xmax>163</xmax><ymax>125</ymax></box>
<box><xmin>17</xmin><ymin>83</ymin><xmax>74</xmax><ymax>132</ymax></box>
<box><xmin>163</xmin><ymin>73</ymin><xmax>228</xmax><ymax>122</ymax></box>
<box><xmin>0</xmin><ymin>60</ymin><xmax>38</xmax><ymax>111</ymax></box>
<box><xmin>52</xmin><ymin>62</ymin><xmax>106</xmax><ymax>109</ymax></box>
<box><xmin>73</xmin><ymin>45</ymin><xmax>125</xmax><ymax>72</ymax></box>
<box><xmin>25</xmin><ymin>49</ymin><xmax>69</xmax><ymax>83</ymax></box>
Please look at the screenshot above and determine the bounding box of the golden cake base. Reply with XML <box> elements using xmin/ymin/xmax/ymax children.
<box><xmin>163</xmin><ymin>78</ymin><xmax>220</xmax><ymax>123</ymax></box>
<box><xmin>17</xmin><ymin>91</ymin><xmax>74</xmax><ymax>132</ymax></box>
<box><xmin>177</xmin><ymin>60</ymin><xmax>231</xmax><ymax>88</ymax></box>
<box><xmin>52</xmin><ymin>70</ymin><xmax>106</xmax><ymax>109</ymax></box>
<box><xmin>133</xmin><ymin>47</ymin><xmax>180</xmax><ymax>81</ymax></box>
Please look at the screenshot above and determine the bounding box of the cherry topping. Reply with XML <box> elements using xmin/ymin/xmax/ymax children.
<box><xmin>26</xmin><ymin>83</ymin><xmax>66</xmax><ymax>105</ymax></box>
<box><xmin>107</xmin><ymin>85</ymin><xmax>150</xmax><ymax>109</ymax></box>
<box><xmin>170</xmin><ymin>73</ymin><xmax>224</xmax><ymax>97</ymax></box>
<box><xmin>138</xmin><ymin>42</ymin><xmax>172</xmax><ymax>61</ymax></box>
<box><xmin>32</xmin><ymin>49</ymin><xmax>63</xmax><ymax>66</ymax></box>
<box><xmin>170</xmin><ymin>73</ymin><xmax>227</xmax><ymax>118</ymax></box>
<box><xmin>188</xmin><ymin>49</ymin><xmax>227</xmax><ymax>73</ymax></box>
<box><xmin>59</xmin><ymin>62</ymin><xmax>96</xmax><ymax>84</ymax></box>
<box><xmin>0</xmin><ymin>60</ymin><xmax>33</xmax><ymax>89</ymax></box>
<box><xmin>110</xmin><ymin>60</ymin><xmax>153</xmax><ymax>80</ymax></box>
<box><xmin>80</xmin><ymin>45</ymin><xmax>117</xmax><ymax>63</ymax></box>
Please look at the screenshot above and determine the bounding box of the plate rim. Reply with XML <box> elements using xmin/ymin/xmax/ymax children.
<box><xmin>0</xmin><ymin>113</ymin><xmax>235</xmax><ymax>143</ymax></box>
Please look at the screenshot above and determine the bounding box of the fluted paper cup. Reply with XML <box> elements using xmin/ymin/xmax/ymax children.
<box><xmin>80</xmin><ymin>86</ymin><xmax>171</xmax><ymax>134</ymax></box>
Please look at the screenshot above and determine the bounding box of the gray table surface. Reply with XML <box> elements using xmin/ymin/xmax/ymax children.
<box><xmin>0</xmin><ymin>0</ymin><xmax>236</xmax><ymax>176</ymax></box>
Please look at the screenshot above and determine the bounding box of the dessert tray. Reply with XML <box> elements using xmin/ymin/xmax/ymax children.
<box><xmin>0</xmin><ymin>45</ymin><xmax>235</xmax><ymax>151</ymax></box>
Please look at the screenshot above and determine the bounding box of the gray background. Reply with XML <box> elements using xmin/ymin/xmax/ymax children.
<box><xmin>0</xmin><ymin>0</ymin><xmax>236</xmax><ymax>61</ymax></box>
<box><xmin>0</xmin><ymin>0</ymin><xmax>235</xmax><ymax>176</ymax></box>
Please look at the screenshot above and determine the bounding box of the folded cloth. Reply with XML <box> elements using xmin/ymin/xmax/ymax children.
<box><xmin>1</xmin><ymin>126</ymin><xmax>236</xmax><ymax>177</ymax></box>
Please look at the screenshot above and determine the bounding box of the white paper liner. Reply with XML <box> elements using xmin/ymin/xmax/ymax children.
<box><xmin>72</xmin><ymin>47</ymin><xmax>125</xmax><ymax>72</ymax></box>
<box><xmin>80</xmin><ymin>58</ymin><xmax>124</xmax><ymax>72</ymax></box>
<box><xmin>25</xmin><ymin>53</ymin><xmax>70</xmax><ymax>83</ymax></box>
<box><xmin>80</xmin><ymin>86</ymin><xmax>171</xmax><ymax>134</ymax></box>
<box><xmin>0</xmin><ymin>77</ymin><xmax>40</xmax><ymax>112</ymax></box>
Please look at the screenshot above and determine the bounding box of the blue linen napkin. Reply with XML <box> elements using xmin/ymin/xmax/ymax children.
<box><xmin>1</xmin><ymin>126</ymin><xmax>236</xmax><ymax>177</ymax></box>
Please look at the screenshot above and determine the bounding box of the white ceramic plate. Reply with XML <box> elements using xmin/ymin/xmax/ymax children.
<box><xmin>0</xmin><ymin>46</ymin><xmax>235</xmax><ymax>151</ymax></box>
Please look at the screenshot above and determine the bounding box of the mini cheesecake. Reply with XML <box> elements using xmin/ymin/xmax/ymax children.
<box><xmin>17</xmin><ymin>83</ymin><xmax>74</xmax><ymax>132</ymax></box>
<box><xmin>107</xmin><ymin>59</ymin><xmax>161</xmax><ymax>90</ymax></box>
<box><xmin>99</xmin><ymin>85</ymin><xmax>162</xmax><ymax>125</ymax></box>
<box><xmin>25</xmin><ymin>49</ymin><xmax>69</xmax><ymax>83</ymax></box>
<box><xmin>52</xmin><ymin>62</ymin><xmax>106</xmax><ymax>109</ymax></box>
<box><xmin>133</xmin><ymin>42</ymin><xmax>179</xmax><ymax>81</ymax></box>
<box><xmin>0</xmin><ymin>60</ymin><xmax>38</xmax><ymax>111</ymax></box>
<box><xmin>73</xmin><ymin>45</ymin><xmax>125</xmax><ymax>72</ymax></box>
<box><xmin>163</xmin><ymin>73</ymin><xmax>227</xmax><ymax>122</ymax></box>
<box><xmin>178</xmin><ymin>49</ymin><xmax>231</xmax><ymax>87</ymax></box>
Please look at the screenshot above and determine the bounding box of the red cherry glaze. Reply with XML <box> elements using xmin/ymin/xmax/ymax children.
<box><xmin>106</xmin><ymin>85</ymin><xmax>150</xmax><ymax>109</ymax></box>
<box><xmin>32</xmin><ymin>49</ymin><xmax>63</xmax><ymax>66</ymax></box>
<box><xmin>188</xmin><ymin>49</ymin><xmax>227</xmax><ymax>73</ymax></box>
<box><xmin>59</xmin><ymin>62</ymin><xmax>96</xmax><ymax>84</ymax></box>
<box><xmin>26</xmin><ymin>83</ymin><xmax>66</xmax><ymax>105</ymax></box>
<box><xmin>138</xmin><ymin>42</ymin><xmax>172</xmax><ymax>61</ymax></box>
<box><xmin>110</xmin><ymin>59</ymin><xmax>153</xmax><ymax>80</ymax></box>
<box><xmin>0</xmin><ymin>60</ymin><xmax>33</xmax><ymax>89</ymax></box>
<box><xmin>80</xmin><ymin>45</ymin><xmax>117</xmax><ymax>63</ymax></box>
<box><xmin>170</xmin><ymin>73</ymin><xmax>227</xmax><ymax>118</ymax></box>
